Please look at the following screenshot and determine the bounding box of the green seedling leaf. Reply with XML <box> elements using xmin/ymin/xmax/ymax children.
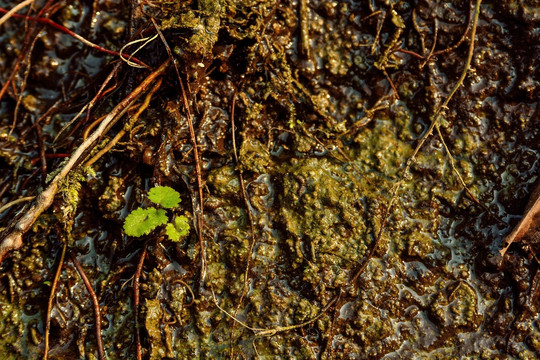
<box><xmin>165</xmin><ymin>215</ymin><xmax>190</xmax><ymax>242</ymax></box>
<box><xmin>148</xmin><ymin>186</ymin><xmax>181</xmax><ymax>208</ymax></box>
<box><xmin>123</xmin><ymin>207</ymin><xmax>168</xmax><ymax>237</ymax></box>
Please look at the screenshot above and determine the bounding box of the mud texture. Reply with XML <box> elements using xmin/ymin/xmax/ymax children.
<box><xmin>0</xmin><ymin>0</ymin><xmax>539</xmax><ymax>359</ymax></box>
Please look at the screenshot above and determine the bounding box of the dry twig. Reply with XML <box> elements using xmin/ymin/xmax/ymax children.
<box><xmin>70</xmin><ymin>252</ymin><xmax>105</xmax><ymax>360</ymax></box>
<box><xmin>0</xmin><ymin>0</ymin><xmax>34</xmax><ymax>27</ymax></box>
<box><xmin>0</xmin><ymin>59</ymin><xmax>170</xmax><ymax>262</ymax></box>
<box><xmin>43</xmin><ymin>239</ymin><xmax>67</xmax><ymax>360</ymax></box>
<box><xmin>151</xmin><ymin>19</ymin><xmax>207</xmax><ymax>285</ymax></box>
<box><xmin>0</xmin><ymin>6</ymin><xmax>148</xmax><ymax>68</ymax></box>
<box><xmin>133</xmin><ymin>243</ymin><xmax>147</xmax><ymax>360</ymax></box>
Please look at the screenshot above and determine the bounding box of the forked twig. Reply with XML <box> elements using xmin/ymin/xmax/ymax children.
<box><xmin>54</xmin><ymin>63</ymin><xmax>122</xmax><ymax>145</ymax></box>
<box><xmin>0</xmin><ymin>59</ymin><xmax>170</xmax><ymax>262</ymax></box>
<box><xmin>85</xmin><ymin>78</ymin><xmax>162</xmax><ymax>167</ymax></box>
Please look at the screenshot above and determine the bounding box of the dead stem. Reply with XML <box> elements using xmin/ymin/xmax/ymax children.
<box><xmin>43</xmin><ymin>240</ymin><xmax>67</xmax><ymax>360</ymax></box>
<box><xmin>228</xmin><ymin>90</ymin><xmax>259</xmax><ymax>358</ymax></box>
<box><xmin>133</xmin><ymin>243</ymin><xmax>147</xmax><ymax>360</ymax></box>
<box><xmin>70</xmin><ymin>252</ymin><xmax>105</xmax><ymax>360</ymax></box>
<box><xmin>0</xmin><ymin>1</ymin><xmax>45</xmax><ymax>110</ymax></box>
<box><xmin>0</xmin><ymin>0</ymin><xmax>34</xmax><ymax>27</ymax></box>
<box><xmin>0</xmin><ymin>7</ymin><xmax>149</xmax><ymax>68</ymax></box>
<box><xmin>350</xmin><ymin>0</ymin><xmax>483</xmax><ymax>285</ymax></box>
<box><xmin>213</xmin><ymin>288</ymin><xmax>338</xmax><ymax>338</ymax></box>
<box><xmin>0</xmin><ymin>59</ymin><xmax>170</xmax><ymax>263</ymax></box>
<box><xmin>85</xmin><ymin>78</ymin><xmax>162</xmax><ymax>167</ymax></box>
<box><xmin>435</xmin><ymin>124</ymin><xmax>505</xmax><ymax>225</ymax></box>
<box><xmin>54</xmin><ymin>63</ymin><xmax>122</xmax><ymax>145</ymax></box>
<box><xmin>419</xmin><ymin>18</ymin><xmax>438</xmax><ymax>69</ymax></box>
<box><xmin>0</xmin><ymin>196</ymin><xmax>34</xmax><ymax>214</ymax></box>
<box><xmin>152</xmin><ymin>18</ymin><xmax>207</xmax><ymax>287</ymax></box>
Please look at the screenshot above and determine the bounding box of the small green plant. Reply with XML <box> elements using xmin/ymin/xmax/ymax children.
<box><xmin>123</xmin><ymin>186</ymin><xmax>190</xmax><ymax>242</ymax></box>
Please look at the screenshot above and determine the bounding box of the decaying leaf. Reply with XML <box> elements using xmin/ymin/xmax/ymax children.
<box><xmin>500</xmin><ymin>179</ymin><xmax>540</xmax><ymax>257</ymax></box>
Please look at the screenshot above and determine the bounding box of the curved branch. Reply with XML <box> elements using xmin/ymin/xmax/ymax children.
<box><xmin>0</xmin><ymin>59</ymin><xmax>170</xmax><ymax>263</ymax></box>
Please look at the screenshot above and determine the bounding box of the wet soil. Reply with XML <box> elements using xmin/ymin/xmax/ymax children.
<box><xmin>0</xmin><ymin>0</ymin><xmax>539</xmax><ymax>359</ymax></box>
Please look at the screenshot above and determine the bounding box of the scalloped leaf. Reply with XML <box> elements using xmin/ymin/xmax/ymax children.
<box><xmin>148</xmin><ymin>186</ymin><xmax>181</xmax><ymax>208</ymax></box>
<box><xmin>165</xmin><ymin>215</ymin><xmax>190</xmax><ymax>242</ymax></box>
<box><xmin>123</xmin><ymin>207</ymin><xmax>168</xmax><ymax>237</ymax></box>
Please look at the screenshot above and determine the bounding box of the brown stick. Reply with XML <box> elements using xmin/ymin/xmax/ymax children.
<box><xmin>0</xmin><ymin>59</ymin><xmax>170</xmax><ymax>263</ymax></box>
<box><xmin>70</xmin><ymin>252</ymin><xmax>105</xmax><ymax>360</ymax></box>
<box><xmin>43</xmin><ymin>239</ymin><xmax>67</xmax><ymax>360</ymax></box>
<box><xmin>133</xmin><ymin>243</ymin><xmax>147</xmax><ymax>360</ymax></box>
<box><xmin>152</xmin><ymin>19</ymin><xmax>207</xmax><ymax>284</ymax></box>
<box><xmin>0</xmin><ymin>7</ymin><xmax>148</xmax><ymax>68</ymax></box>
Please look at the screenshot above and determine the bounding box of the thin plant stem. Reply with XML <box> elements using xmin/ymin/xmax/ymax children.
<box><xmin>0</xmin><ymin>7</ymin><xmax>148</xmax><ymax>67</ymax></box>
<box><xmin>0</xmin><ymin>59</ymin><xmax>170</xmax><ymax>262</ymax></box>
<box><xmin>151</xmin><ymin>18</ymin><xmax>207</xmax><ymax>286</ymax></box>
<box><xmin>133</xmin><ymin>243</ymin><xmax>147</xmax><ymax>360</ymax></box>
<box><xmin>70</xmin><ymin>252</ymin><xmax>105</xmax><ymax>360</ymax></box>
<box><xmin>350</xmin><ymin>0</ymin><xmax>483</xmax><ymax>285</ymax></box>
<box><xmin>0</xmin><ymin>0</ymin><xmax>34</xmax><ymax>27</ymax></box>
<box><xmin>43</xmin><ymin>241</ymin><xmax>67</xmax><ymax>360</ymax></box>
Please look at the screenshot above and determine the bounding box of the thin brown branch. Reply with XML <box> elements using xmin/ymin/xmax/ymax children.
<box><xmin>0</xmin><ymin>0</ymin><xmax>34</xmax><ymax>27</ymax></box>
<box><xmin>34</xmin><ymin>123</ymin><xmax>47</xmax><ymax>180</ymax></box>
<box><xmin>350</xmin><ymin>0</ymin><xmax>483</xmax><ymax>285</ymax></box>
<box><xmin>85</xmin><ymin>79</ymin><xmax>161</xmax><ymax>167</ymax></box>
<box><xmin>396</xmin><ymin>48</ymin><xmax>425</xmax><ymax>59</ymax></box>
<box><xmin>0</xmin><ymin>0</ymin><xmax>51</xmax><ymax>105</ymax></box>
<box><xmin>133</xmin><ymin>243</ymin><xmax>147</xmax><ymax>360</ymax></box>
<box><xmin>420</xmin><ymin>18</ymin><xmax>438</xmax><ymax>69</ymax></box>
<box><xmin>228</xmin><ymin>90</ymin><xmax>258</xmax><ymax>358</ymax></box>
<box><xmin>0</xmin><ymin>7</ymin><xmax>149</xmax><ymax>68</ymax></box>
<box><xmin>435</xmin><ymin>125</ymin><xmax>505</xmax><ymax>225</ymax></box>
<box><xmin>70</xmin><ymin>252</ymin><xmax>105</xmax><ymax>360</ymax></box>
<box><xmin>43</xmin><ymin>238</ymin><xmax>67</xmax><ymax>360</ymax></box>
<box><xmin>54</xmin><ymin>63</ymin><xmax>122</xmax><ymax>144</ymax></box>
<box><xmin>432</xmin><ymin>3</ymin><xmax>473</xmax><ymax>57</ymax></box>
<box><xmin>151</xmin><ymin>18</ymin><xmax>207</xmax><ymax>286</ymax></box>
<box><xmin>0</xmin><ymin>59</ymin><xmax>170</xmax><ymax>263</ymax></box>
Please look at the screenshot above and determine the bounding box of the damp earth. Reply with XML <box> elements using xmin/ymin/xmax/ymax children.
<box><xmin>0</xmin><ymin>0</ymin><xmax>539</xmax><ymax>359</ymax></box>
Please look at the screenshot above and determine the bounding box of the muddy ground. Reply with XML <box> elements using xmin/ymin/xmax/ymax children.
<box><xmin>0</xmin><ymin>0</ymin><xmax>539</xmax><ymax>359</ymax></box>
